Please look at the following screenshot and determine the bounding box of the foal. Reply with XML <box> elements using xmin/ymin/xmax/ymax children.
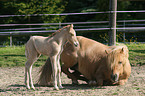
<box><xmin>25</xmin><ymin>24</ymin><xmax>79</xmax><ymax>90</ymax></box>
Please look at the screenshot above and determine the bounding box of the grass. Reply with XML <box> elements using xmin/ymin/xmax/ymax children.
<box><xmin>0</xmin><ymin>43</ymin><xmax>144</xmax><ymax>67</ymax></box>
<box><xmin>126</xmin><ymin>43</ymin><xmax>145</xmax><ymax>66</ymax></box>
<box><xmin>0</xmin><ymin>46</ymin><xmax>47</xmax><ymax>67</ymax></box>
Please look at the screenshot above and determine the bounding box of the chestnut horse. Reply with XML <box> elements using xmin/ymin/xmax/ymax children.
<box><xmin>25</xmin><ymin>24</ymin><xmax>79</xmax><ymax>90</ymax></box>
<box><xmin>38</xmin><ymin>36</ymin><xmax>131</xmax><ymax>86</ymax></box>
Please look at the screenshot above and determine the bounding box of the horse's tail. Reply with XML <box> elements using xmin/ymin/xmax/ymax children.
<box><xmin>37</xmin><ymin>57</ymin><xmax>53</xmax><ymax>86</ymax></box>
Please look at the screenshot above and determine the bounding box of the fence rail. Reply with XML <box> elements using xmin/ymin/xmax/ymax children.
<box><xmin>0</xmin><ymin>10</ymin><xmax>145</xmax><ymax>46</ymax></box>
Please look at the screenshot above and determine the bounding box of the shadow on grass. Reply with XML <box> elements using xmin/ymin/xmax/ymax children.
<box><xmin>0</xmin><ymin>84</ymin><xmax>24</xmax><ymax>92</ymax></box>
<box><xmin>129</xmin><ymin>50</ymin><xmax>145</xmax><ymax>53</ymax></box>
<box><xmin>0</xmin><ymin>54</ymin><xmax>25</xmax><ymax>57</ymax></box>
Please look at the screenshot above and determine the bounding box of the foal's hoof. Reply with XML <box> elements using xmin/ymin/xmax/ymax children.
<box><xmin>26</xmin><ymin>86</ymin><xmax>31</xmax><ymax>90</ymax></box>
<box><xmin>26</xmin><ymin>85</ymin><xmax>31</xmax><ymax>90</ymax></box>
<box><xmin>59</xmin><ymin>86</ymin><xmax>64</xmax><ymax>89</ymax></box>
<box><xmin>31</xmin><ymin>87</ymin><xmax>35</xmax><ymax>90</ymax></box>
<box><xmin>54</xmin><ymin>87</ymin><xmax>59</xmax><ymax>90</ymax></box>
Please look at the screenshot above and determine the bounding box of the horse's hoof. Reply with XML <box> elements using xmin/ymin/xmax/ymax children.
<box><xmin>54</xmin><ymin>88</ymin><xmax>59</xmax><ymax>90</ymax></box>
<box><xmin>72</xmin><ymin>81</ymin><xmax>79</xmax><ymax>85</ymax></box>
<box><xmin>48</xmin><ymin>82</ymin><xmax>54</xmax><ymax>86</ymax></box>
<box><xmin>59</xmin><ymin>85</ymin><xmax>64</xmax><ymax>89</ymax></box>
<box><xmin>92</xmin><ymin>81</ymin><xmax>97</xmax><ymax>86</ymax></box>
<box><xmin>88</xmin><ymin>81</ymin><xmax>97</xmax><ymax>86</ymax></box>
<box><xmin>26</xmin><ymin>86</ymin><xmax>31</xmax><ymax>90</ymax></box>
<box><xmin>54</xmin><ymin>87</ymin><xmax>59</xmax><ymax>90</ymax></box>
<box><xmin>31</xmin><ymin>87</ymin><xmax>35</xmax><ymax>90</ymax></box>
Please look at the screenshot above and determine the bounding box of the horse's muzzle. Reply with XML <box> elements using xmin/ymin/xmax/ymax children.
<box><xmin>111</xmin><ymin>73</ymin><xmax>119</xmax><ymax>82</ymax></box>
<box><xmin>74</xmin><ymin>42</ymin><xmax>79</xmax><ymax>47</ymax></box>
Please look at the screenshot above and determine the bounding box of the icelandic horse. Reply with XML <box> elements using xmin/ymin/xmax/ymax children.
<box><xmin>25</xmin><ymin>24</ymin><xmax>79</xmax><ymax>90</ymax></box>
<box><xmin>38</xmin><ymin>36</ymin><xmax>131</xmax><ymax>86</ymax></box>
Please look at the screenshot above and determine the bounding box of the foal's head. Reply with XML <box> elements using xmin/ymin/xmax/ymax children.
<box><xmin>65</xmin><ymin>24</ymin><xmax>79</xmax><ymax>47</ymax></box>
<box><xmin>105</xmin><ymin>46</ymin><xmax>129</xmax><ymax>83</ymax></box>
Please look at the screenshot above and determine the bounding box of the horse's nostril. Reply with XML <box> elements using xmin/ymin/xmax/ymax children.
<box><xmin>111</xmin><ymin>74</ymin><xmax>118</xmax><ymax>82</ymax></box>
<box><xmin>74</xmin><ymin>42</ymin><xmax>79</xmax><ymax>47</ymax></box>
<box><xmin>111</xmin><ymin>74</ymin><xmax>115</xmax><ymax>81</ymax></box>
<box><xmin>115</xmin><ymin>74</ymin><xmax>117</xmax><ymax>78</ymax></box>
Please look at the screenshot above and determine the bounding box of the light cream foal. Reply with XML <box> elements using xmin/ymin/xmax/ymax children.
<box><xmin>25</xmin><ymin>24</ymin><xmax>79</xmax><ymax>90</ymax></box>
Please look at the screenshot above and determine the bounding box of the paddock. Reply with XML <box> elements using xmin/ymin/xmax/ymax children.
<box><xmin>0</xmin><ymin>0</ymin><xmax>145</xmax><ymax>95</ymax></box>
<box><xmin>0</xmin><ymin>66</ymin><xmax>145</xmax><ymax>95</ymax></box>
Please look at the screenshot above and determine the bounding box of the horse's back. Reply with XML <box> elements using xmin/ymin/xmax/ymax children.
<box><xmin>76</xmin><ymin>36</ymin><xmax>109</xmax><ymax>80</ymax></box>
<box><xmin>26</xmin><ymin>36</ymin><xmax>52</xmax><ymax>56</ymax></box>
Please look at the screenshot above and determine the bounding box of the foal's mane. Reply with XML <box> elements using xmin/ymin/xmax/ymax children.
<box><xmin>48</xmin><ymin>25</ymin><xmax>70</xmax><ymax>38</ymax></box>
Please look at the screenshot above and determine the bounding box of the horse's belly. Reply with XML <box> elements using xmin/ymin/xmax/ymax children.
<box><xmin>33</xmin><ymin>36</ymin><xmax>52</xmax><ymax>55</ymax></box>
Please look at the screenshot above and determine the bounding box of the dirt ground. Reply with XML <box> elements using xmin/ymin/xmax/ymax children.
<box><xmin>0</xmin><ymin>66</ymin><xmax>145</xmax><ymax>96</ymax></box>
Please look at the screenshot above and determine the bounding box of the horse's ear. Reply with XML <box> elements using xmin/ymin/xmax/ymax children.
<box><xmin>105</xmin><ymin>48</ymin><xmax>113</xmax><ymax>54</ymax></box>
<box><xmin>70</xmin><ymin>24</ymin><xmax>74</xmax><ymax>28</ymax></box>
<box><xmin>120</xmin><ymin>47</ymin><xmax>124</xmax><ymax>53</ymax></box>
<box><xmin>105</xmin><ymin>50</ymin><xmax>109</xmax><ymax>54</ymax></box>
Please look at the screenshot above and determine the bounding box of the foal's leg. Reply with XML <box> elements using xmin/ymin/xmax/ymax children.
<box><xmin>25</xmin><ymin>61</ymin><xmax>30</xmax><ymax>89</ymax></box>
<box><xmin>57</xmin><ymin>54</ymin><xmax>63</xmax><ymax>89</ymax></box>
<box><xmin>50</xmin><ymin>55</ymin><xmax>59</xmax><ymax>90</ymax></box>
<box><xmin>25</xmin><ymin>54</ymin><xmax>40</xmax><ymax>90</ymax></box>
<box><xmin>25</xmin><ymin>59</ymin><xmax>36</xmax><ymax>89</ymax></box>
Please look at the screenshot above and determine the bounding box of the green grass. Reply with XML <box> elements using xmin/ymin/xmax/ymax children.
<box><xmin>0</xmin><ymin>43</ymin><xmax>144</xmax><ymax>67</ymax></box>
<box><xmin>126</xmin><ymin>43</ymin><xmax>145</xmax><ymax>66</ymax></box>
<box><xmin>0</xmin><ymin>46</ymin><xmax>47</xmax><ymax>67</ymax></box>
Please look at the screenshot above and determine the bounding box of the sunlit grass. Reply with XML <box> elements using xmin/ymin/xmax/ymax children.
<box><xmin>126</xmin><ymin>43</ymin><xmax>145</xmax><ymax>66</ymax></box>
<box><xmin>0</xmin><ymin>43</ymin><xmax>144</xmax><ymax>67</ymax></box>
<box><xmin>0</xmin><ymin>45</ymin><xmax>47</xmax><ymax>67</ymax></box>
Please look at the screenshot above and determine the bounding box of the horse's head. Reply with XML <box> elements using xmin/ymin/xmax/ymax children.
<box><xmin>65</xmin><ymin>24</ymin><xmax>79</xmax><ymax>47</ymax></box>
<box><xmin>105</xmin><ymin>46</ymin><xmax>129</xmax><ymax>83</ymax></box>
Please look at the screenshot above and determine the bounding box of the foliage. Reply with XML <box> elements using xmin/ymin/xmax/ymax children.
<box><xmin>0</xmin><ymin>0</ymin><xmax>67</xmax><ymax>24</ymax></box>
<box><xmin>0</xmin><ymin>0</ymin><xmax>145</xmax><ymax>44</ymax></box>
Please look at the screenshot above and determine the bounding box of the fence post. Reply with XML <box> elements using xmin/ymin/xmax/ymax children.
<box><xmin>123</xmin><ymin>20</ymin><xmax>126</xmax><ymax>43</ymax></box>
<box><xmin>59</xmin><ymin>21</ymin><xmax>61</xmax><ymax>28</ymax></box>
<box><xmin>109</xmin><ymin>0</ymin><xmax>117</xmax><ymax>46</ymax></box>
<box><xmin>10</xmin><ymin>32</ymin><xmax>12</xmax><ymax>46</ymax></box>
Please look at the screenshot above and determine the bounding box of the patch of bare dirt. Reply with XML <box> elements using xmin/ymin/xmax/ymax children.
<box><xmin>0</xmin><ymin>66</ymin><xmax>145</xmax><ymax>96</ymax></box>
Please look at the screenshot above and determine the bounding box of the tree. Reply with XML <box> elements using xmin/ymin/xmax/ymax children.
<box><xmin>0</xmin><ymin>0</ymin><xmax>68</xmax><ymax>24</ymax></box>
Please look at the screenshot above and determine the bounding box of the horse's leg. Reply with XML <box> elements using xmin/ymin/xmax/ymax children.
<box><xmin>25</xmin><ymin>59</ymin><xmax>36</xmax><ymax>90</ymax></box>
<box><xmin>25</xmin><ymin>61</ymin><xmax>30</xmax><ymax>89</ymax></box>
<box><xmin>61</xmin><ymin>65</ymin><xmax>79</xmax><ymax>85</ymax></box>
<box><xmin>72</xmin><ymin>70</ymin><xmax>88</xmax><ymax>82</ymax></box>
<box><xmin>57</xmin><ymin>54</ymin><xmax>63</xmax><ymax>89</ymax></box>
<box><xmin>50</xmin><ymin>55</ymin><xmax>59</xmax><ymax>90</ymax></box>
<box><xmin>25</xmin><ymin>54</ymin><xmax>40</xmax><ymax>90</ymax></box>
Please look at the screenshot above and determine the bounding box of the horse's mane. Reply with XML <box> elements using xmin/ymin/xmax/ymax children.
<box><xmin>107</xmin><ymin>45</ymin><xmax>129</xmax><ymax>69</ymax></box>
<box><xmin>48</xmin><ymin>25</ymin><xmax>71</xmax><ymax>38</ymax></box>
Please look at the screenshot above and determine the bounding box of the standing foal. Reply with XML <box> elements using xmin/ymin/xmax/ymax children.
<box><xmin>25</xmin><ymin>24</ymin><xmax>79</xmax><ymax>90</ymax></box>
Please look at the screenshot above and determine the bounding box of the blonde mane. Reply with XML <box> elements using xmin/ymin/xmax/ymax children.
<box><xmin>107</xmin><ymin>45</ymin><xmax>129</xmax><ymax>70</ymax></box>
<box><xmin>48</xmin><ymin>25</ymin><xmax>71</xmax><ymax>38</ymax></box>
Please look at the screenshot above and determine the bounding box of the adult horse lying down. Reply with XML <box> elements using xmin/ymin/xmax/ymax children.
<box><xmin>38</xmin><ymin>36</ymin><xmax>131</xmax><ymax>86</ymax></box>
<box><xmin>25</xmin><ymin>24</ymin><xmax>79</xmax><ymax>90</ymax></box>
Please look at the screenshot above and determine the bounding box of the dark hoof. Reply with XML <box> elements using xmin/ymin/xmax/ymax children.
<box><xmin>72</xmin><ymin>81</ymin><xmax>79</xmax><ymax>85</ymax></box>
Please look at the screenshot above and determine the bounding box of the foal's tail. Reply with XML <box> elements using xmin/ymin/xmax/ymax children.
<box><xmin>37</xmin><ymin>58</ymin><xmax>53</xmax><ymax>86</ymax></box>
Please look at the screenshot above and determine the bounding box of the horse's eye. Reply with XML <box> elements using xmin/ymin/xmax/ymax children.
<box><xmin>119</xmin><ymin>61</ymin><xmax>122</xmax><ymax>64</ymax></box>
<box><xmin>70</xmin><ymin>33</ymin><xmax>74</xmax><ymax>36</ymax></box>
